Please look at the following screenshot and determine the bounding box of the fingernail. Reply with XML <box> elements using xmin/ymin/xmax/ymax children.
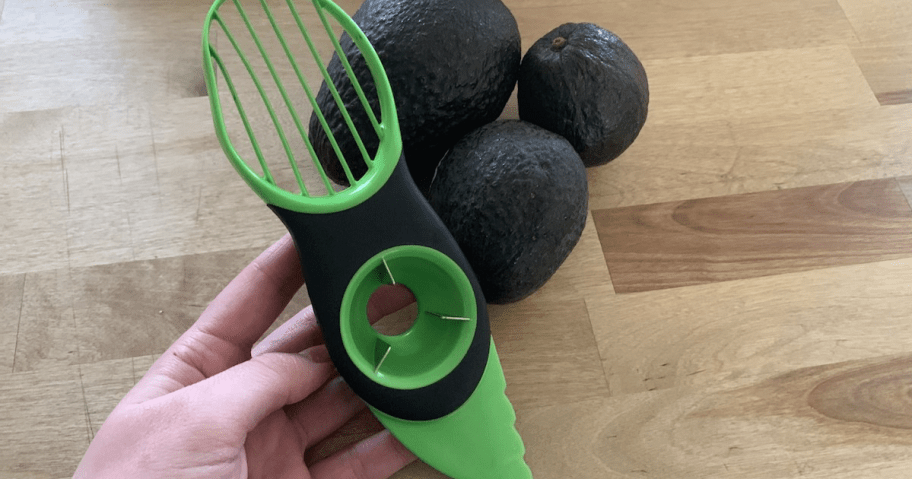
<box><xmin>304</xmin><ymin>345</ymin><xmax>332</xmax><ymax>363</ymax></box>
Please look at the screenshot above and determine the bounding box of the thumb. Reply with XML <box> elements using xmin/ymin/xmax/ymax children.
<box><xmin>176</xmin><ymin>347</ymin><xmax>335</xmax><ymax>432</ymax></box>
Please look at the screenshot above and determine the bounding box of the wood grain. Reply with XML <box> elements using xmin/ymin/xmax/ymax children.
<box><xmin>0</xmin><ymin>367</ymin><xmax>89</xmax><ymax>478</ymax></box>
<box><xmin>0</xmin><ymin>109</ymin><xmax>71</xmax><ymax>275</ymax></box>
<box><xmin>807</xmin><ymin>355</ymin><xmax>912</xmax><ymax>430</ymax></box>
<box><xmin>586</xmin><ymin>257</ymin><xmax>912</xmax><ymax>397</ymax></box>
<box><xmin>898</xmin><ymin>176</ymin><xmax>912</xmax><ymax>205</ymax></box>
<box><xmin>595</xmin><ymin>178</ymin><xmax>912</xmax><ymax>293</ymax></box>
<box><xmin>509</xmin><ymin>0</ymin><xmax>857</xmax><ymax>61</ymax></box>
<box><xmin>851</xmin><ymin>42</ymin><xmax>912</xmax><ymax>105</ymax></box>
<box><xmin>518</xmin><ymin>354</ymin><xmax>912</xmax><ymax>478</ymax></box>
<box><xmin>0</xmin><ymin>0</ymin><xmax>210</xmax><ymax>112</ymax></box>
<box><xmin>70</xmin><ymin>246</ymin><xmax>280</xmax><ymax>364</ymax></box>
<box><xmin>13</xmin><ymin>269</ymin><xmax>77</xmax><ymax>373</ymax></box>
<box><xmin>644</xmin><ymin>46</ymin><xmax>877</xmax><ymax>126</ymax></box>
<box><xmin>2</xmin><ymin>0</ymin><xmax>912</xmax><ymax>477</ymax></box>
<box><xmin>586</xmin><ymin>50</ymin><xmax>912</xmax><ymax>211</ymax></box>
<box><xmin>837</xmin><ymin>0</ymin><xmax>912</xmax><ymax>44</ymax></box>
<box><xmin>5</xmin><ymin>243</ymin><xmax>309</xmax><ymax>372</ymax></box>
<box><xmin>490</xmin><ymin>297</ymin><xmax>609</xmax><ymax>409</ymax></box>
<box><xmin>0</xmin><ymin>274</ymin><xmax>24</xmax><ymax>375</ymax></box>
<box><xmin>78</xmin><ymin>358</ymin><xmax>140</xmax><ymax>439</ymax></box>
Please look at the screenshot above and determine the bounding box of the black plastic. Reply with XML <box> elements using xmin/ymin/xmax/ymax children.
<box><xmin>269</xmin><ymin>157</ymin><xmax>490</xmax><ymax>421</ymax></box>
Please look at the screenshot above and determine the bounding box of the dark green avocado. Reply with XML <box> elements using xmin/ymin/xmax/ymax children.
<box><xmin>518</xmin><ymin>23</ymin><xmax>649</xmax><ymax>167</ymax></box>
<box><xmin>309</xmin><ymin>0</ymin><xmax>521</xmax><ymax>193</ymax></box>
<box><xmin>428</xmin><ymin>120</ymin><xmax>588</xmax><ymax>304</ymax></box>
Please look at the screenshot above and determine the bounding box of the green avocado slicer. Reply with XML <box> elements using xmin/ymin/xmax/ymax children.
<box><xmin>201</xmin><ymin>0</ymin><xmax>532</xmax><ymax>477</ymax></box>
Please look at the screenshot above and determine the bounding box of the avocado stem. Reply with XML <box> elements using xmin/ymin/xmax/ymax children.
<box><xmin>551</xmin><ymin>36</ymin><xmax>567</xmax><ymax>51</ymax></box>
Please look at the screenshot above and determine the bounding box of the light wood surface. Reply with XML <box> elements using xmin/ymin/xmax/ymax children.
<box><xmin>1</xmin><ymin>0</ymin><xmax>911</xmax><ymax>478</ymax></box>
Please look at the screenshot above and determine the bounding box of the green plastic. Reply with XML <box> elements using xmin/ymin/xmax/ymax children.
<box><xmin>202</xmin><ymin>1</ymin><xmax>532</xmax><ymax>477</ymax></box>
<box><xmin>201</xmin><ymin>0</ymin><xmax>402</xmax><ymax>214</ymax></box>
<box><xmin>340</xmin><ymin>245</ymin><xmax>477</xmax><ymax>390</ymax></box>
<box><xmin>372</xmin><ymin>340</ymin><xmax>533</xmax><ymax>479</ymax></box>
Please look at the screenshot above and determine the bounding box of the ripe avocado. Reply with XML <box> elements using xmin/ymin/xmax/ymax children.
<box><xmin>518</xmin><ymin>23</ymin><xmax>649</xmax><ymax>167</ymax></box>
<box><xmin>309</xmin><ymin>0</ymin><xmax>521</xmax><ymax>193</ymax></box>
<box><xmin>428</xmin><ymin>120</ymin><xmax>588</xmax><ymax>304</ymax></box>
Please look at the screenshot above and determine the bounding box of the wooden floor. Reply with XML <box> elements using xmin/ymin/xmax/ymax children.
<box><xmin>2</xmin><ymin>0</ymin><xmax>912</xmax><ymax>477</ymax></box>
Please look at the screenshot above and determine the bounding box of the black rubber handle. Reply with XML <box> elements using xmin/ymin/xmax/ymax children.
<box><xmin>269</xmin><ymin>158</ymin><xmax>490</xmax><ymax>421</ymax></box>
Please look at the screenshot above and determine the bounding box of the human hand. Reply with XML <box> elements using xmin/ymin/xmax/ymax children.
<box><xmin>73</xmin><ymin>234</ymin><xmax>417</xmax><ymax>479</ymax></box>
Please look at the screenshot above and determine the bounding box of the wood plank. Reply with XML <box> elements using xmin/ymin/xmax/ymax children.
<box><xmin>594</xmin><ymin>178</ymin><xmax>912</xmax><ymax>293</ymax></box>
<box><xmin>490</xmin><ymin>297</ymin><xmax>609</xmax><ymax>409</ymax></box>
<box><xmin>0</xmin><ymin>0</ymin><xmax>211</xmax><ymax>113</ymax></box>
<box><xmin>59</xmin><ymin>104</ymin><xmax>158</xmax><ymax>209</ymax></box>
<box><xmin>69</xmin><ymin>244</ymin><xmax>310</xmax><ymax>364</ymax></box>
<box><xmin>510</xmin><ymin>0</ymin><xmax>857</xmax><ymax>61</ymax></box>
<box><xmin>12</xmin><ymin>270</ymin><xmax>78</xmax><ymax>373</ymax></box>
<box><xmin>586</xmin><ymin>118</ymin><xmax>741</xmax><ymax>210</ymax></box>
<box><xmin>130</xmin><ymin>97</ymin><xmax>291</xmax><ymax>262</ymax></box>
<box><xmin>589</xmin><ymin>101</ymin><xmax>912</xmax><ymax>212</ymax></box>
<box><xmin>0</xmin><ymin>367</ymin><xmax>89</xmax><ymax>478</ymax></box>
<box><xmin>837</xmin><ymin>0</ymin><xmax>912</xmax><ymax>44</ymax></box>
<box><xmin>70</xmin><ymin>247</ymin><xmax>257</xmax><ymax>363</ymax></box>
<box><xmin>0</xmin><ymin>355</ymin><xmax>154</xmax><ymax>478</ymax></box>
<box><xmin>0</xmin><ymin>97</ymin><xmax>290</xmax><ymax>274</ymax></box>
<box><xmin>79</xmin><ymin>358</ymin><xmax>138</xmax><ymax>439</ymax></box>
<box><xmin>516</xmin><ymin>354</ymin><xmax>912</xmax><ymax>478</ymax></box>
<box><xmin>585</xmin><ymin>45</ymin><xmax>907</xmax><ymax>210</ymax></box>
<box><xmin>48</xmin><ymin>352</ymin><xmax>912</xmax><ymax>479</ymax></box>
<box><xmin>851</xmin><ymin>43</ymin><xmax>912</xmax><ymax>105</ymax></box>
<box><xmin>10</xmin><ymin>243</ymin><xmax>309</xmax><ymax>376</ymax></box>
<box><xmin>586</xmin><ymin>257</ymin><xmax>912</xmax><ymax>397</ymax></box>
<box><xmin>899</xmin><ymin>176</ymin><xmax>912</xmax><ymax>206</ymax></box>
<box><xmin>644</xmin><ymin>46</ymin><xmax>877</xmax><ymax>126</ymax></box>
<box><xmin>723</xmin><ymin>105</ymin><xmax>912</xmax><ymax>191</ymax></box>
<box><xmin>0</xmin><ymin>110</ymin><xmax>71</xmax><ymax>275</ymax></box>
<box><xmin>0</xmin><ymin>274</ymin><xmax>25</xmax><ymax>375</ymax></box>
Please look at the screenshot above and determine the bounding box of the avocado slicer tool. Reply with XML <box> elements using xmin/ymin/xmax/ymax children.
<box><xmin>201</xmin><ymin>1</ymin><xmax>532</xmax><ymax>477</ymax></box>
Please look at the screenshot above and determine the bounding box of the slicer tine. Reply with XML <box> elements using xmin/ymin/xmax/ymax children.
<box><xmin>427</xmin><ymin>312</ymin><xmax>472</xmax><ymax>321</ymax></box>
<box><xmin>382</xmin><ymin>257</ymin><xmax>396</xmax><ymax>285</ymax></box>
<box><xmin>374</xmin><ymin>344</ymin><xmax>392</xmax><ymax>374</ymax></box>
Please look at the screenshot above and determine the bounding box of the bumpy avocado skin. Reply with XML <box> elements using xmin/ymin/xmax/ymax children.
<box><xmin>428</xmin><ymin>120</ymin><xmax>588</xmax><ymax>304</ymax></box>
<box><xmin>518</xmin><ymin>23</ymin><xmax>649</xmax><ymax>167</ymax></box>
<box><xmin>309</xmin><ymin>0</ymin><xmax>521</xmax><ymax>193</ymax></box>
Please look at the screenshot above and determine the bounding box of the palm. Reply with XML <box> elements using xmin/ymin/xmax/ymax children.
<box><xmin>73</xmin><ymin>236</ymin><xmax>416</xmax><ymax>479</ymax></box>
<box><xmin>239</xmin><ymin>354</ymin><xmax>403</xmax><ymax>479</ymax></box>
<box><xmin>244</xmin><ymin>410</ymin><xmax>315</xmax><ymax>478</ymax></box>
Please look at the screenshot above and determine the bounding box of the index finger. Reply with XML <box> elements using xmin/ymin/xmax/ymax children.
<box><xmin>127</xmin><ymin>234</ymin><xmax>305</xmax><ymax>403</ymax></box>
<box><xmin>194</xmin><ymin>233</ymin><xmax>304</xmax><ymax>351</ymax></box>
<box><xmin>253</xmin><ymin>283</ymin><xmax>416</xmax><ymax>356</ymax></box>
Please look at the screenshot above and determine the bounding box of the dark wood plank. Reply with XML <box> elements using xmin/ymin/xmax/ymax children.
<box><xmin>13</xmin><ymin>269</ymin><xmax>78</xmax><ymax>373</ymax></box>
<box><xmin>2</xmin><ymin>244</ymin><xmax>309</xmax><ymax>371</ymax></box>
<box><xmin>876</xmin><ymin>90</ymin><xmax>912</xmax><ymax>106</ymax></box>
<box><xmin>593</xmin><ymin>178</ymin><xmax>912</xmax><ymax>293</ymax></box>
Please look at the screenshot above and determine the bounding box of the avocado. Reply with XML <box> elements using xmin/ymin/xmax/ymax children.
<box><xmin>518</xmin><ymin>23</ymin><xmax>648</xmax><ymax>167</ymax></box>
<box><xmin>309</xmin><ymin>0</ymin><xmax>521</xmax><ymax>193</ymax></box>
<box><xmin>428</xmin><ymin>120</ymin><xmax>588</xmax><ymax>304</ymax></box>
